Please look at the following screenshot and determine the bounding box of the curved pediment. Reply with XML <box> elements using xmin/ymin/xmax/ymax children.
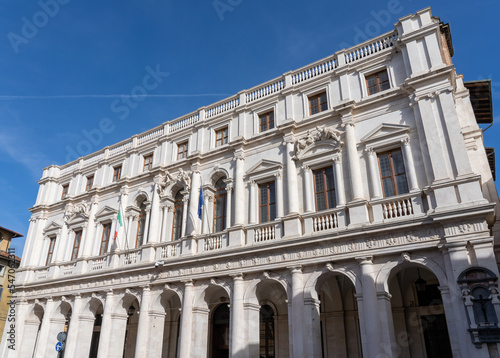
<box><xmin>296</xmin><ymin>140</ymin><xmax>341</xmax><ymax>161</ymax></box>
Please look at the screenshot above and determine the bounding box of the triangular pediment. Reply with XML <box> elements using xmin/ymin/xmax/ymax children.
<box><xmin>43</xmin><ymin>221</ymin><xmax>62</xmax><ymax>234</ymax></box>
<box><xmin>95</xmin><ymin>206</ymin><xmax>118</xmax><ymax>219</ymax></box>
<box><xmin>360</xmin><ymin>123</ymin><xmax>410</xmax><ymax>144</ymax></box>
<box><xmin>66</xmin><ymin>212</ymin><xmax>87</xmax><ymax>226</ymax></box>
<box><xmin>246</xmin><ymin>159</ymin><xmax>282</xmax><ymax>176</ymax></box>
<box><xmin>297</xmin><ymin>140</ymin><xmax>340</xmax><ymax>160</ymax></box>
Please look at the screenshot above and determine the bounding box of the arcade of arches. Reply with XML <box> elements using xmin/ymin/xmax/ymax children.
<box><xmin>10</xmin><ymin>254</ymin><xmax>500</xmax><ymax>358</ymax></box>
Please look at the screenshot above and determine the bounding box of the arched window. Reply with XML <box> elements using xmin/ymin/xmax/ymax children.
<box><xmin>213</xmin><ymin>178</ymin><xmax>227</xmax><ymax>232</ymax></box>
<box><xmin>136</xmin><ymin>202</ymin><xmax>147</xmax><ymax>247</ymax></box>
<box><xmin>172</xmin><ymin>192</ymin><xmax>183</xmax><ymax>241</ymax></box>
<box><xmin>259</xmin><ymin>304</ymin><xmax>275</xmax><ymax>357</ymax></box>
<box><xmin>472</xmin><ymin>286</ymin><xmax>498</xmax><ymax>325</ymax></box>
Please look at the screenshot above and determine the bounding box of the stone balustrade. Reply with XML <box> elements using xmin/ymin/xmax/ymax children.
<box><xmin>303</xmin><ymin>207</ymin><xmax>347</xmax><ymax>235</ymax></box>
<box><xmin>371</xmin><ymin>192</ymin><xmax>425</xmax><ymax>223</ymax></box>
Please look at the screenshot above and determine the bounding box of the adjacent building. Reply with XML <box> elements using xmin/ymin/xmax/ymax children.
<box><xmin>2</xmin><ymin>7</ymin><xmax>499</xmax><ymax>358</ymax></box>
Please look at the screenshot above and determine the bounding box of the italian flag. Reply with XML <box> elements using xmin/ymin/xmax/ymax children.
<box><xmin>114</xmin><ymin>208</ymin><xmax>123</xmax><ymax>240</ymax></box>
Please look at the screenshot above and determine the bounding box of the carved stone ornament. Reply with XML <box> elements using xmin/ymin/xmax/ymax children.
<box><xmin>163</xmin><ymin>168</ymin><xmax>192</xmax><ymax>193</ymax></box>
<box><xmin>294</xmin><ymin>125</ymin><xmax>343</xmax><ymax>157</ymax></box>
<box><xmin>65</xmin><ymin>201</ymin><xmax>90</xmax><ymax>220</ymax></box>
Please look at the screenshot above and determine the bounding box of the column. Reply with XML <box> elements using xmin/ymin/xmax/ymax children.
<box><xmin>148</xmin><ymin>179</ymin><xmax>162</xmax><ymax>243</ymax></box>
<box><xmin>249</xmin><ymin>181</ymin><xmax>257</xmax><ymax>224</ymax></box>
<box><xmin>231</xmin><ymin>274</ymin><xmax>245</xmax><ymax>357</ymax></box>
<box><xmin>202</xmin><ymin>191</ymin><xmax>210</xmax><ymax>234</ymax></box>
<box><xmin>333</xmin><ymin>157</ymin><xmax>346</xmax><ymax>205</ymax></box>
<box><xmin>357</xmin><ymin>257</ymin><xmax>383</xmax><ymax>357</ymax></box>
<box><xmin>134</xmin><ymin>286</ymin><xmax>152</xmax><ymax>357</ymax></box>
<box><xmin>33</xmin><ymin>297</ymin><xmax>56</xmax><ymax>357</ymax></box>
<box><xmin>225</xmin><ymin>182</ymin><xmax>233</xmax><ymax>229</ymax></box>
<box><xmin>143</xmin><ymin>205</ymin><xmax>151</xmax><ymax>244</ymax></box>
<box><xmin>160</xmin><ymin>205</ymin><xmax>168</xmax><ymax>242</ymax></box>
<box><xmin>188</xmin><ymin>169</ymin><xmax>202</xmax><ymax>235</ymax></box>
<box><xmin>97</xmin><ymin>290</ymin><xmax>114</xmax><ymax>358</ymax></box>
<box><xmin>275</xmin><ymin>172</ymin><xmax>284</xmax><ymax>218</ymax></box>
<box><xmin>344</xmin><ymin>122</ymin><xmax>364</xmax><ymax>201</ymax></box>
<box><xmin>234</xmin><ymin>157</ymin><xmax>245</xmax><ymax>225</ymax></box>
<box><xmin>303</xmin><ymin>298</ymin><xmax>322</xmax><ymax>358</ymax></box>
<box><xmin>377</xmin><ymin>291</ymin><xmax>397</xmax><ymax>357</ymax></box>
<box><xmin>285</xmin><ymin>141</ymin><xmax>299</xmax><ymax>214</ymax></box>
<box><xmin>83</xmin><ymin>197</ymin><xmax>98</xmax><ymax>258</ymax></box>
<box><xmin>302</xmin><ymin>166</ymin><xmax>314</xmax><ymax>213</ymax></box>
<box><xmin>65</xmin><ymin>294</ymin><xmax>83</xmax><ymax>357</ymax></box>
<box><xmin>181</xmin><ymin>195</ymin><xmax>189</xmax><ymax>238</ymax></box>
<box><xmin>126</xmin><ymin>215</ymin><xmax>134</xmax><ymax>248</ymax></box>
<box><xmin>365</xmin><ymin>148</ymin><xmax>382</xmax><ymax>199</ymax></box>
<box><xmin>178</xmin><ymin>280</ymin><xmax>194</xmax><ymax>357</ymax></box>
<box><xmin>401</xmin><ymin>138</ymin><xmax>419</xmax><ymax>191</ymax></box>
<box><xmin>54</xmin><ymin>221</ymin><xmax>69</xmax><ymax>263</ymax></box>
<box><xmin>289</xmin><ymin>266</ymin><xmax>305</xmax><ymax>357</ymax></box>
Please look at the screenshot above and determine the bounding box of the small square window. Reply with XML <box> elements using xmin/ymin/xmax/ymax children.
<box><xmin>259</xmin><ymin>111</ymin><xmax>275</xmax><ymax>132</ymax></box>
<box><xmin>143</xmin><ymin>154</ymin><xmax>153</xmax><ymax>171</ymax></box>
<box><xmin>366</xmin><ymin>70</ymin><xmax>390</xmax><ymax>95</ymax></box>
<box><xmin>86</xmin><ymin>176</ymin><xmax>94</xmax><ymax>191</ymax></box>
<box><xmin>113</xmin><ymin>166</ymin><xmax>122</xmax><ymax>182</ymax></box>
<box><xmin>215</xmin><ymin>128</ymin><xmax>229</xmax><ymax>147</ymax></box>
<box><xmin>309</xmin><ymin>92</ymin><xmax>328</xmax><ymax>115</ymax></box>
<box><xmin>177</xmin><ymin>142</ymin><xmax>188</xmax><ymax>160</ymax></box>
<box><xmin>61</xmin><ymin>184</ymin><xmax>69</xmax><ymax>199</ymax></box>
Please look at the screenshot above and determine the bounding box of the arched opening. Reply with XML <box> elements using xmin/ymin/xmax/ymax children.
<box><xmin>123</xmin><ymin>299</ymin><xmax>140</xmax><ymax>358</ymax></box>
<box><xmin>19</xmin><ymin>304</ymin><xmax>44</xmax><ymax>358</ymax></box>
<box><xmin>259</xmin><ymin>304</ymin><xmax>275</xmax><ymax>358</ymax></box>
<box><xmin>211</xmin><ymin>303</ymin><xmax>230</xmax><ymax>358</ymax></box>
<box><xmin>389</xmin><ymin>266</ymin><xmax>452</xmax><ymax>358</ymax></box>
<box><xmin>213</xmin><ymin>178</ymin><xmax>227</xmax><ymax>233</ymax></box>
<box><xmin>88</xmin><ymin>304</ymin><xmax>104</xmax><ymax>358</ymax></box>
<box><xmin>316</xmin><ymin>272</ymin><xmax>361</xmax><ymax>357</ymax></box>
<box><xmin>172</xmin><ymin>191</ymin><xmax>184</xmax><ymax>241</ymax></box>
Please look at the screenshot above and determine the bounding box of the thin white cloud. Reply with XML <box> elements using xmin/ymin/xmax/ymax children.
<box><xmin>0</xmin><ymin>93</ymin><xmax>232</xmax><ymax>100</ymax></box>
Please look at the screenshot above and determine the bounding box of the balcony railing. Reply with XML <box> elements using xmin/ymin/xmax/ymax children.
<box><xmin>61</xmin><ymin>263</ymin><xmax>76</xmax><ymax>276</ymax></box>
<box><xmin>303</xmin><ymin>207</ymin><xmax>347</xmax><ymax>235</ymax></box>
<box><xmin>246</xmin><ymin>221</ymin><xmax>282</xmax><ymax>244</ymax></box>
<box><xmin>371</xmin><ymin>192</ymin><xmax>425</xmax><ymax>222</ymax></box>
<box><xmin>198</xmin><ymin>232</ymin><xmax>228</xmax><ymax>253</ymax></box>
<box><xmin>156</xmin><ymin>241</ymin><xmax>181</xmax><ymax>259</ymax></box>
<box><xmin>121</xmin><ymin>249</ymin><xmax>141</xmax><ymax>266</ymax></box>
<box><xmin>89</xmin><ymin>256</ymin><xmax>107</xmax><ymax>271</ymax></box>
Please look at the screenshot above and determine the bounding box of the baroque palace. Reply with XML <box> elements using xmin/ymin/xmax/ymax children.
<box><xmin>2</xmin><ymin>7</ymin><xmax>499</xmax><ymax>358</ymax></box>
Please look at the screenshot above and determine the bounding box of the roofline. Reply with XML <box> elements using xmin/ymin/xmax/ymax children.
<box><xmin>0</xmin><ymin>226</ymin><xmax>23</xmax><ymax>238</ymax></box>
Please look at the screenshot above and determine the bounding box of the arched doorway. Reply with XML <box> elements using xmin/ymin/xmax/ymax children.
<box><xmin>316</xmin><ymin>272</ymin><xmax>362</xmax><ymax>357</ymax></box>
<box><xmin>389</xmin><ymin>266</ymin><xmax>452</xmax><ymax>357</ymax></box>
<box><xmin>19</xmin><ymin>304</ymin><xmax>44</xmax><ymax>358</ymax></box>
<box><xmin>211</xmin><ymin>303</ymin><xmax>230</xmax><ymax>358</ymax></box>
<box><xmin>123</xmin><ymin>299</ymin><xmax>140</xmax><ymax>358</ymax></box>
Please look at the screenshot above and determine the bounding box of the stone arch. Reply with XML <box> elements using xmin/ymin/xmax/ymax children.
<box><xmin>375</xmin><ymin>253</ymin><xmax>448</xmax><ymax>293</ymax></box>
<box><xmin>150</xmin><ymin>285</ymin><xmax>183</xmax><ymax>313</ymax></box>
<box><xmin>132</xmin><ymin>190</ymin><xmax>150</xmax><ymax>205</ymax></box>
<box><xmin>51</xmin><ymin>300</ymin><xmax>73</xmax><ymax>320</ymax></box>
<box><xmin>114</xmin><ymin>290</ymin><xmax>141</xmax><ymax>315</ymax></box>
<box><xmin>26</xmin><ymin>302</ymin><xmax>44</xmax><ymax>324</ymax></box>
<box><xmin>244</xmin><ymin>272</ymin><xmax>291</xmax><ymax>306</ymax></box>
<box><xmin>207</xmin><ymin>167</ymin><xmax>230</xmax><ymax>186</ymax></box>
<box><xmin>303</xmin><ymin>264</ymin><xmax>361</xmax><ymax>301</ymax></box>
<box><xmin>81</xmin><ymin>295</ymin><xmax>105</xmax><ymax>318</ymax></box>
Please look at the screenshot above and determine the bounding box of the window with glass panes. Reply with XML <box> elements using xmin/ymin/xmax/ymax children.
<box><xmin>213</xmin><ymin>179</ymin><xmax>227</xmax><ymax>232</ymax></box>
<box><xmin>71</xmin><ymin>230</ymin><xmax>82</xmax><ymax>261</ymax></box>
<box><xmin>259</xmin><ymin>181</ymin><xmax>276</xmax><ymax>223</ymax></box>
<box><xmin>86</xmin><ymin>176</ymin><xmax>94</xmax><ymax>191</ymax></box>
<box><xmin>172</xmin><ymin>192</ymin><xmax>184</xmax><ymax>240</ymax></box>
<box><xmin>136</xmin><ymin>203</ymin><xmax>147</xmax><ymax>247</ymax></box>
<box><xmin>313</xmin><ymin>167</ymin><xmax>336</xmax><ymax>211</ymax></box>
<box><xmin>61</xmin><ymin>184</ymin><xmax>69</xmax><ymax>199</ymax></box>
<box><xmin>99</xmin><ymin>223</ymin><xmax>111</xmax><ymax>255</ymax></box>
<box><xmin>177</xmin><ymin>142</ymin><xmax>188</xmax><ymax>160</ymax></box>
<box><xmin>309</xmin><ymin>92</ymin><xmax>328</xmax><ymax>115</ymax></box>
<box><xmin>45</xmin><ymin>237</ymin><xmax>56</xmax><ymax>266</ymax></box>
<box><xmin>259</xmin><ymin>305</ymin><xmax>275</xmax><ymax>358</ymax></box>
<box><xmin>215</xmin><ymin>128</ymin><xmax>228</xmax><ymax>147</ymax></box>
<box><xmin>143</xmin><ymin>154</ymin><xmax>153</xmax><ymax>171</ymax></box>
<box><xmin>378</xmin><ymin>148</ymin><xmax>409</xmax><ymax>197</ymax></box>
<box><xmin>259</xmin><ymin>111</ymin><xmax>274</xmax><ymax>132</ymax></box>
<box><xmin>366</xmin><ymin>70</ymin><xmax>390</xmax><ymax>95</ymax></box>
<box><xmin>113</xmin><ymin>166</ymin><xmax>122</xmax><ymax>182</ymax></box>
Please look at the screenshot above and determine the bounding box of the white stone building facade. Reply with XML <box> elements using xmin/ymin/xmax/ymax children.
<box><xmin>2</xmin><ymin>7</ymin><xmax>500</xmax><ymax>358</ymax></box>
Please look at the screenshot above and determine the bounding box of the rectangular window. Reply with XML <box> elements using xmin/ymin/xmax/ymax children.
<box><xmin>113</xmin><ymin>166</ymin><xmax>122</xmax><ymax>182</ymax></box>
<box><xmin>259</xmin><ymin>181</ymin><xmax>276</xmax><ymax>223</ymax></box>
<box><xmin>71</xmin><ymin>230</ymin><xmax>82</xmax><ymax>261</ymax></box>
<box><xmin>366</xmin><ymin>70</ymin><xmax>390</xmax><ymax>95</ymax></box>
<box><xmin>378</xmin><ymin>148</ymin><xmax>409</xmax><ymax>197</ymax></box>
<box><xmin>61</xmin><ymin>184</ymin><xmax>69</xmax><ymax>199</ymax></box>
<box><xmin>86</xmin><ymin>176</ymin><xmax>94</xmax><ymax>191</ymax></box>
<box><xmin>313</xmin><ymin>167</ymin><xmax>336</xmax><ymax>211</ymax></box>
<box><xmin>259</xmin><ymin>111</ymin><xmax>275</xmax><ymax>132</ymax></box>
<box><xmin>172</xmin><ymin>193</ymin><xmax>184</xmax><ymax>240</ymax></box>
<box><xmin>46</xmin><ymin>237</ymin><xmax>56</xmax><ymax>266</ymax></box>
<box><xmin>99</xmin><ymin>223</ymin><xmax>111</xmax><ymax>255</ymax></box>
<box><xmin>215</xmin><ymin>127</ymin><xmax>229</xmax><ymax>147</ymax></box>
<box><xmin>309</xmin><ymin>92</ymin><xmax>328</xmax><ymax>115</ymax></box>
<box><xmin>143</xmin><ymin>154</ymin><xmax>153</xmax><ymax>171</ymax></box>
<box><xmin>177</xmin><ymin>142</ymin><xmax>188</xmax><ymax>160</ymax></box>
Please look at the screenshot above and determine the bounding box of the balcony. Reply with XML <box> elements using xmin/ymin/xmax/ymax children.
<box><xmin>303</xmin><ymin>207</ymin><xmax>347</xmax><ymax>235</ymax></box>
<box><xmin>246</xmin><ymin>220</ymin><xmax>283</xmax><ymax>245</ymax></box>
<box><xmin>371</xmin><ymin>192</ymin><xmax>425</xmax><ymax>223</ymax></box>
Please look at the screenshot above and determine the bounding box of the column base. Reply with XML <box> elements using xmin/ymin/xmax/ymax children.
<box><xmin>347</xmin><ymin>200</ymin><xmax>370</xmax><ymax>227</ymax></box>
<box><xmin>181</xmin><ymin>236</ymin><xmax>197</xmax><ymax>256</ymax></box>
<box><xmin>283</xmin><ymin>214</ymin><xmax>302</xmax><ymax>238</ymax></box>
<box><xmin>228</xmin><ymin>226</ymin><xmax>246</xmax><ymax>247</ymax></box>
<box><xmin>141</xmin><ymin>245</ymin><xmax>156</xmax><ymax>262</ymax></box>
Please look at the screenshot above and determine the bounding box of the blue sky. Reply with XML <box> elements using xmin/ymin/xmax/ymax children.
<box><xmin>1</xmin><ymin>0</ymin><xmax>499</xmax><ymax>257</ymax></box>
